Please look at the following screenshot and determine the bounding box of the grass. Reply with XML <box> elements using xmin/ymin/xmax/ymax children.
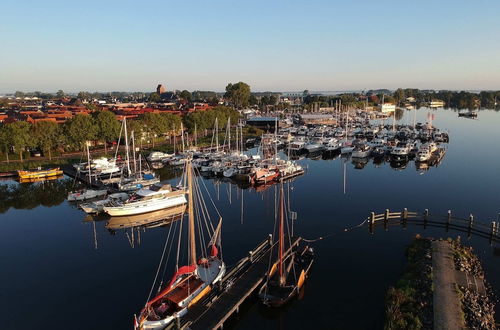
<box><xmin>384</xmin><ymin>236</ymin><xmax>432</xmax><ymax>330</ymax></box>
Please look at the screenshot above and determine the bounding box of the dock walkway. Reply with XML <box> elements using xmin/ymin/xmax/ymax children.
<box><xmin>179</xmin><ymin>237</ymin><xmax>301</xmax><ymax>330</ymax></box>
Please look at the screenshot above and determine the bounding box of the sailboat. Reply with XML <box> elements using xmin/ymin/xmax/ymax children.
<box><xmin>67</xmin><ymin>141</ymin><xmax>108</xmax><ymax>201</ymax></box>
<box><xmin>134</xmin><ymin>159</ymin><xmax>226</xmax><ymax>330</ymax></box>
<box><xmin>258</xmin><ymin>181</ymin><xmax>314</xmax><ymax>307</ymax></box>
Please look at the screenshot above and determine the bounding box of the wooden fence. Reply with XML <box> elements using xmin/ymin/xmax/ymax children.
<box><xmin>368</xmin><ymin>208</ymin><xmax>500</xmax><ymax>244</ymax></box>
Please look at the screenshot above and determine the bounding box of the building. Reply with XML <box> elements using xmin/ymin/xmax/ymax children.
<box><xmin>157</xmin><ymin>84</ymin><xmax>166</xmax><ymax>95</ymax></box>
<box><xmin>380</xmin><ymin>103</ymin><xmax>396</xmax><ymax>113</ymax></box>
<box><xmin>246</xmin><ymin>117</ymin><xmax>279</xmax><ymax>131</ymax></box>
<box><xmin>299</xmin><ymin>113</ymin><xmax>336</xmax><ymax>125</ymax></box>
<box><xmin>429</xmin><ymin>100</ymin><xmax>445</xmax><ymax>108</ymax></box>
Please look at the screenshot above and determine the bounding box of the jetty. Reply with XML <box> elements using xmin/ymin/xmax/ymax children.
<box><xmin>172</xmin><ymin>236</ymin><xmax>301</xmax><ymax>330</ymax></box>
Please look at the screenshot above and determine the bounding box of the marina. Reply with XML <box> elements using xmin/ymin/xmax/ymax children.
<box><xmin>1</xmin><ymin>108</ymin><xmax>499</xmax><ymax>329</ymax></box>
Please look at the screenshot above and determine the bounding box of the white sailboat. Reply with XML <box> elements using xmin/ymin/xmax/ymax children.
<box><xmin>135</xmin><ymin>159</ymin><xmax>225</xmax><ymax>330</ymax></box>
<box><xmin>102</xmin><ymin>182</ymin><xmax>186</xmax><ymax>217</ymax></box>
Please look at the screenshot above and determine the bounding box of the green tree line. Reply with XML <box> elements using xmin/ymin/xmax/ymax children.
<box><xmin>0</xmin><ymin>107</ymin><xmax>239</xmax><ymax>162</ymax></box>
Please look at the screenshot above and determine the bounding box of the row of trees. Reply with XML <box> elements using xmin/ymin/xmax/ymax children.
<box><xmin>0</xmin><ymin>106</ymin><xmax>239</xmax><ymax>162</ymax></box>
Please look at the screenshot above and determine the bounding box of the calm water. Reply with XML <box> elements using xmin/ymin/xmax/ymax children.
<box><xmin>1</xmin><ymin>108</ymin><xmax>499</xmax><ymax>329</ymax></box>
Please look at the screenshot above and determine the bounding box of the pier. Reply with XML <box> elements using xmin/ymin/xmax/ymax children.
<box><xmin>174</xmin><ymin>236</ymin><xmax>301</xmax><ymax>330</ymax></box>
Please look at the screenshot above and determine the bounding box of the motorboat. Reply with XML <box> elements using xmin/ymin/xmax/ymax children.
<box><xmin>68</xmin><ymin>189</ymin><xmax>108</xmax><ymax>202</ymax></box>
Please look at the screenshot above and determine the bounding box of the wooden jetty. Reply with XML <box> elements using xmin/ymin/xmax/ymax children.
<box><xmin>368</xmin><ymin>208</ymin><xmax>500</xmax><ymax>244</ymax></box>
<box><xmin>173</xmin><ymin>236</ymin><xmax>301</xmax><ymax>330</ymax></box>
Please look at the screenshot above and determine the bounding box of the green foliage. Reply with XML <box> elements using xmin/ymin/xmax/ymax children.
<box><xmin>224</xmin><ymin>82</ymin><xmax>251</xmax><ymax>108</ymax></box>
<box><xmin>148</xmin><ymin>92</ymin><xmax>161</xmax><ymax>103</ymax></box>
<box><xmin>93</xmin><ymin>110</ymin><xmax>120</xmax><ymax>143</ymax></box>
<box><xmin>32</xmin><ymin>121</ymin><xmax>60</xmax><ymax>159</ymax></box>
<box><xmin>179</xmin><ymin>90</ymin><xmax>192</xmax><ymax>102</ymax></box>
<box><xmin>8</xmin><ymin>121</ymin><xmax>33</xmax><ymax>161</ymax></box>
<box><xmin>56</xmin><ymin>90</ymin><xmax>65</xmax><ymax>98</ymax></box>
<box><xmin>85</xmin><ymin>103</ymin><xmax>100</xmax><ymax>111</ymax></box>
<box><xmin>183</xmin><ymin>106</ymin><xmax>240</xmax><ymax>132</ymax></box>
<box><xmin>63</xmin><ymin>114</ymin><xmax>97</xmax><ymax>149</ymax></box>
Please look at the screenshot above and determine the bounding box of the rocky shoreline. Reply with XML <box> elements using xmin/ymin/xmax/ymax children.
<box><xmin>451</xmin><ymin>238</ymin><xmax>497</xmax><ymax>330</ymax></box>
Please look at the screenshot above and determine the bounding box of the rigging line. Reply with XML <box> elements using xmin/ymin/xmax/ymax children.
<box><xmin>264</xmin><ymin>184</ymin><xmax>280</xmax><ymax>295</ymax></box>
<box><xmin>301</xmin><ymin>218</ymin><xmax>369</xmax><ymax>243</ymax></box>
<box><xmin>197</xmin><ymin>165</ymin><xmax>223</xmax><ymax>219</ymax></box>
<box><xmin>176</xmin><ymin>212</ymin><xmax>185</xmax><ymax>271</ymax></box>
<box><xmin>160</xmin><ymin>219</ymin><xmax>180</xmax><ymax>282</ymax></box>
<box><xmin>193</xmin><ymin>166</ymin><xmax>215</xmax><ymax>237</ymax></box>
<box><xmin>145</xmin><ymin>220</ymin><xmax>175</xmax><ymax>306</ymax></box>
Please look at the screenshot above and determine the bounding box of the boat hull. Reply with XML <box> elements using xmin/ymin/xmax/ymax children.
<box><xmin>103</xmin><ymin>195</ymin><xmax>187</xmax><ymax>216</ymax></box>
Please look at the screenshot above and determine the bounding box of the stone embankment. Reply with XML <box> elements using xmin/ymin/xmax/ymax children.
<box><xmin>384</xmin><ymin>236</ymin><xmax>497</xmax><ymax>330</ymax></box>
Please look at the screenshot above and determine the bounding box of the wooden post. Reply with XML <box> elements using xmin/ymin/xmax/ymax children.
<box><xmin>402</xmin><ymin>208</ymin><xmax>408</xmax><ymax>229</ymax></box>
<box><xmin>369</xmin><ymin>212</ymin><xmax>375</xmax><ymax>234</ymax></box>
<box><xmin>490</xmin><ymin>221</ymin><xmax>496</xmax><ymax>245</ymax></box>
<box><xmin>175</xmin><ymin>317</ymin><xmax>181</xmax><ymax>330</ymax></box>
<box><xmin>424</xmin><ymin>209</ymin><xmax>429</xmax><ymax>229</ymax></box>
<box><xmin>384</xmin><ymin>209</ymin><xmax>389</xmax><ymax>231</ymax></box>
<box><xmin>446</xmin><ymin>210</ymin><xmax>451</xmax><ymax>232</ymax></box>
<box><xmin>468</xmin><ymin>214</ymin><xmax>474</xmax><ymax>239</ymax></box>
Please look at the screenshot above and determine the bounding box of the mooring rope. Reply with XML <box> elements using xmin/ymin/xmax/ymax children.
<box><xmin>301</xmin><ymin>217</ymin><xmax>369</xmax><ymax>243</ymax></box>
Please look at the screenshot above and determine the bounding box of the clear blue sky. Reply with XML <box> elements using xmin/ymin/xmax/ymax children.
<box><xmin>1</xmin><ymin>0</ymin><xmax>499</xmax><ymax>93</ymax></box>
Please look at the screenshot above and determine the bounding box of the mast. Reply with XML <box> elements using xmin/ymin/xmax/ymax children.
<box><xmin>124</xmin><ymin>118</ymin><xmax>131</xmax><ymax>175</ymax></box>
<box><xmin>227</xmin><ymin>117</ymin><xmax>231</xmax><ymax>152</ymax></box>
<box><xmin>279</xmin><ymin>180</ymin><xmax>285</xmax><ymax>286</ymax></box>
<box><xmin>173</xmin><ymin>124</ymin><xmax>176</xmax><ymax>154</ymax></box>
<box><xmin>187</xmin><ymin>159</ymin><xmax>197</xmax><ymax>267</ymax></box>
<box><xmin>86</xmin><ymin>141</ymin><xmax>91</xmax><ymax>185</ymax></box>
<box><xmin>181</xmin><ymin>123</ymin><xmax>185</xmax><ymax>153</ymax></box>
<box><xmin>215</xmin><ymin>118</ymin><xmax>219</xmax><ymax>152</ymax></box>
<box><xmin>132</xmin><ymin>131</ymin><xmax>137</xmax><ymax>177</ymax></box>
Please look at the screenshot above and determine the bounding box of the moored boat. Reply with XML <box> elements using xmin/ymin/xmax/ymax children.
<box><xmin>18</xmin><ymin>167</ymin><xmax>63</xmax><ymax>180</ymax></box>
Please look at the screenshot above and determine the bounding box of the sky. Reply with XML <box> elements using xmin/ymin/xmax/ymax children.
<box><xmin>1</xmin><ymin>0</ymin><xmax>500</xmax><ymax>93</ymax></box>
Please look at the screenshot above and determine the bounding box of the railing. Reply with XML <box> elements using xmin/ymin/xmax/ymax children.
<box><xmin>368</xmin><ymin>208</ymin><xmax>500</xmax><ymax>244</ymax></box>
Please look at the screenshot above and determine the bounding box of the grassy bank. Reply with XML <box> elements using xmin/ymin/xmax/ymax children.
<box><xmin>384</xmin><ymin>235</ymin><xmax>433</xmax><ymax>330</ymax></box>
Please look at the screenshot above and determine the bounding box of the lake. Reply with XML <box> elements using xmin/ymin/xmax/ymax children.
<box><xmin>1</xmin><ymin>108</ymin><xmax>499</xmax><ymax>329</ymax></box>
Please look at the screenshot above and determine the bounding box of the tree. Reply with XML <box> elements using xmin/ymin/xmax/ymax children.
<box><xmin>148</xmin><ymin>92</ymin><xmax>161</xmax><ymax>103</ymax></box>
<box><xmin>180</xmin><ymin>90</ymin><xmax>192</xmax><ymax>102</ymax></box>
<box><xmin>224</xmin><ymin>82</ymin><xmax>251</xmax><ymax>108</ymax></box>
<box><xmin>0</xmin><ymin>124</ymin><xmax>11</xmax><ymax>162</ymax></box>
<box><xmin>14</xmin><ymin>91</ymin><xmax>25</xmax><ymax>98</ymax></box>
<box><xmin>93</xmin><ymin>110</ymin><xmax>120</xmax><ymax>154</ymax></box>
<box><xmin>64</xmin><ymin>114</ymin><xmax>97</xmax><ymax>149</ymax></box>
<box><xmin>56</xmin><ymin>90</ymin><xmax>65</xmax><ymax>98</ymax></box>
<box><xmin>32</xmin><ymin>121</ymin><xmax>60</xmax><ymax>160</ymax></box>
<box><xmin>249</xmin><ymin>94</ymin><xmax>258</xmax><ymax>105</ymax></box>
<box><xmin>8</xmin><ymin>121</ymin><xmax>33</xmax><ymax>162</ymax></box>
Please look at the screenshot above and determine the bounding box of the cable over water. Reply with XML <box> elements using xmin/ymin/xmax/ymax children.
<box><xmin>301</xmin><ymin>218</ymin><xmax>369</xmax><ymax>243</ymax></box>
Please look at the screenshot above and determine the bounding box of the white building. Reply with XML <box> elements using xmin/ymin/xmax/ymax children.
<box><xmin>380</xmin><ymin>103</ymin><xmax>396</xmax><ymax>113</ymax></box>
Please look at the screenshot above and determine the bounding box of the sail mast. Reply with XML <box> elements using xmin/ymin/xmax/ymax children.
<box><xmin>124</xmin><ymin>118</ymin><xmax>131</xmax><ymax>175</ymax></box>
<box><xmin>279</xmin><ymin>180</ymin><xmax>285</xmax><ymax>286</ymax></box>
<box><xmin>187</xmin><ymin>159</ymin><xmax>197</xmax><ymax>267</ymax></box>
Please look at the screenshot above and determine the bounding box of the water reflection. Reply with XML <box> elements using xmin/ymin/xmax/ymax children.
<box><xmin>105</xmin><ymin>205</ymin><xmax>186</xmax><ymax>231</ymax></box>
<box><xmin>0</xmin><ymin>177</ymin><xmax>72</xmax><ymax>213</ymax></box>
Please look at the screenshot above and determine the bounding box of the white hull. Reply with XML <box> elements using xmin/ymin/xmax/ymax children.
<box><xmin>68</xmin><ymin>189</ymin><xmax>107</xmax><ymax>201</ymax></box>
<box><xmin>103</xmin><ymin>195</ymin><xmax>187</xmax><ymax>216</ymax></box>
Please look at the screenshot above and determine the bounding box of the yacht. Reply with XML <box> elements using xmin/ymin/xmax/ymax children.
<box><xmin>351</xmin><ymin>144</ymin><xmax>371</xmax><ymax>158</ymax></box>
<box><xmin>103</xmin><ymin>182</ymin><xmax>187</xmax><ymax>216</ymax></box>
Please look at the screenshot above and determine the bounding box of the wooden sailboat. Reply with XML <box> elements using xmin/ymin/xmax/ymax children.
<box><xmin>258</xmin><ymin>181</ymin><xmax>314</xmax><ymax>307</ymax></box>
<box><xmin>135</xmin><ymin>159</ymin><xmax>225</xmax><ymax>329</ymax></box>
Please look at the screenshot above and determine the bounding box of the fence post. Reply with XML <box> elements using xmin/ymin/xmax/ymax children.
<box><xmin>369</xmin><ymin>212</ymin><xmax>375</xmax><ymax>234</ymax></box>
<box><xmin>468</xmin><ymin>214</ymin><xmax>474</xmax><ymax>239</ymax></box>
<box><xmin>384</xmin><ymin>209</ymin><xmax>389</xmax><ymax>231</ymax></box>
<box><xmin>490</xmin><ymin>221</ymin><xmax>496</xmax><ymax>245</ymax></box>
<box><xmin>446</xmin><ymin>210</ymin><xmax>451</xmax><ymax>232</ymax></box>
<box><xmin>402</xmin><ymin>208</ymin><xmax>408</xmax><ymax>229</ymax></box>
